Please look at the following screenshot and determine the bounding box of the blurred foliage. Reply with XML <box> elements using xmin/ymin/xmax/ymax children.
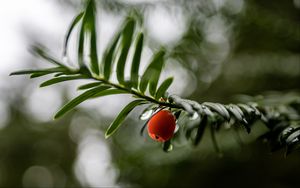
<box><xmin>0</xmin><ymin>85</ymin><xmax>79</xmax><ymax>187</ymax></box>
<box><xmin>2</xmin><ymin>0</ymin><xmax>300</xmax><ymax>187</ymax></box>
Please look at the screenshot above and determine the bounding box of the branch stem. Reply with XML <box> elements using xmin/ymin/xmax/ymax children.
<box><xmin>91</xmin><ymin>76</ymin><xmax>182</xmax><ymax>109</ymax></box>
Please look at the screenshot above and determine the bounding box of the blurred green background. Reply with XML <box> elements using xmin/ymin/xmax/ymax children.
<box><xmin>1</xmin><ymin>0</ymin><xmax>300</xmax><ymax>187</ymax></box>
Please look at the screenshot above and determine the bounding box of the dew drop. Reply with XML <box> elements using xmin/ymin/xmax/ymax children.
<box><xmin>139</xmin><ymin>109</ymin><xmax>154</xmax><ymax>120</ymax></box>
<box><xmin>165</xmin><ymin>143</ymin><xmax>173</xmax><ymax>152</ymax></box>
<box><xmin>174</xmin><ymin>123</ymin><xmax>179</xmax><ymax>133</ymax></box>
<box><xmin>189</xmin><ymin>112</ymin><xmax>199</xmax><ymax>120</ymax></box>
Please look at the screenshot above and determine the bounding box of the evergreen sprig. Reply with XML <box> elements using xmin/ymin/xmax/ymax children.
<box><xmin>10</xmin><ymin>0</ymin><xmax>300</xmax><ymax>155</ymax></box>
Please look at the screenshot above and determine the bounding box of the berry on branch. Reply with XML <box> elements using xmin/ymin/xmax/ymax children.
<box><xmin>147</xmin><ymin>110</ymin><xmax>176</xmax><ymax>142</ymax></box>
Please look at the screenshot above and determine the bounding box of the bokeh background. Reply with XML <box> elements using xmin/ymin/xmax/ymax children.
<box><xmin>1</xmin><ymin>0</ymin><xmax>300</xmax><ymax>187</ymax></box>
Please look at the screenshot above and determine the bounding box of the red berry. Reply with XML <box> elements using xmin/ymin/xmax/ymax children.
<box><xmin>147</xmin><ymin>110</ymin><xmax>176</xmax><ymax>142</ymax></box>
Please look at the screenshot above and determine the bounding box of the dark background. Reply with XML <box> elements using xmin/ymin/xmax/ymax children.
<box><xmin>1</xmin><ymin>0</ymin><xmax>300</xmax><ymax>187</ymax></box>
